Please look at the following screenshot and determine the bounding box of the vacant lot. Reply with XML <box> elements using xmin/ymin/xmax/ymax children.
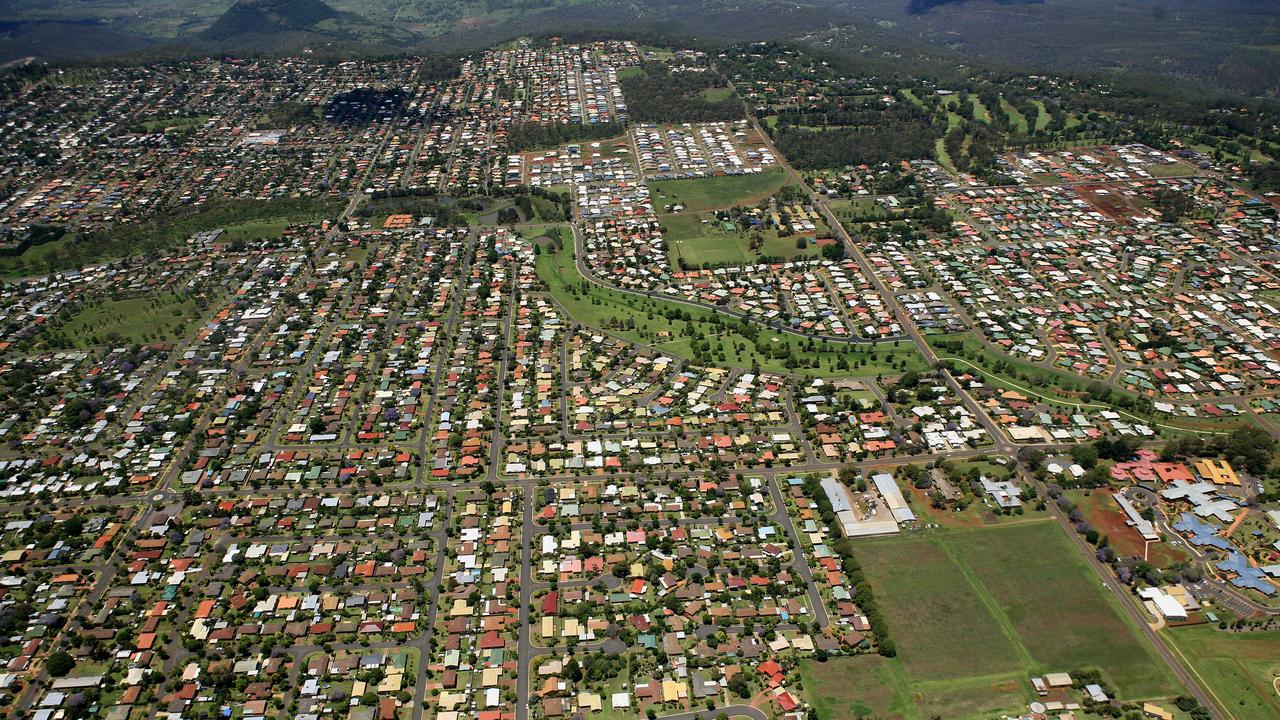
<box><xmin>1067</xmin><ymin>489</ymin><xmax>1189</xmax><ymax>567</ymax></box>
<box><xmin>857</xmin><ymin>521</ymin><xmax>1180</xmax><ymax>716</ymax></box>
<box><xmin>799</xmin><ymin>656</ymin><xmax>912</xmax><ymax>720</ymax></box>
<box><xmin>956</xmin><ymin>522</ymin><xmax>1180</xmax><ymax>699</ymax></box>
<box><xmin>1164</xmin><ymin>625</ymin><xmax>1280</xmax><ymax>720</ymax></box>
<box><xmin>860</xmin><ymin>535</ymin><xmax>1024</xmax><ymax>680</ymax></box>
<box><xmin>649</xmin><ymin>169</ymin><xmax>790</xmax><ymax>213</ymax></box>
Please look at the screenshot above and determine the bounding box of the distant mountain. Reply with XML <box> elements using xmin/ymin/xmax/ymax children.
<box><xmin>0</xmin><ymin>19</ymin><xmax>155</xmax><ymax>62</ymax></box>
<box><xmin>821</xmin><ymin>0</ymin><xmax>1280</xmax><ymax>96</ymax></box>
<box><xmin>202</xmin><ymin>0</ymin><xmax>339</xmax><ymax>40</ymax></box>
<box><xmin>0</xmin><ymin>0</ymin><xmax>1277</xmax><ymax>97</ymax></box>
<box><xmin>199</xmin><ymin>0</ymin><xmax>412</xmax><ymax>52</ymax></box>
<box><xmin>906</xmin><ymin>0</ymin><xmax>1044</xmax><ymax>13</ymax></box>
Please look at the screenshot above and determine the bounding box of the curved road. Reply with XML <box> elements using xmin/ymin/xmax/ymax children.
<box><xmin>658</xmin><ymin>705</ymin><xmax>768</xmax><ymax>720</ymax></box>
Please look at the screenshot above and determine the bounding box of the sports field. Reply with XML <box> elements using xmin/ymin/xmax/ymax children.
<box><xmin>842</xmin><ymin>520</ymin><xmax>1181</xmax><ymax>720</ymax></box>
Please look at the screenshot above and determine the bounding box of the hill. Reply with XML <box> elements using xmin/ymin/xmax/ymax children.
<box><xmin>202</xmin><ymin>0</ymin><xmax>341</xmax><ymax>41</ymax></box>
<box><xmin>818</xmin><ymin>0</ymin><xmax>1280</xmax><ymax>96</ymax></box>
<box><xmin>0</xmin><ymin>0</ymin><xmax>1277</xmax><ymax>97</ymax></box>
<box><xmin>198</xmin><ymin>0</ymin><xmax>413</xmax><ymax>52</ymax></box>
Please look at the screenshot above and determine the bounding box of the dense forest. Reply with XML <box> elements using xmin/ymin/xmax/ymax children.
<box><xmin>772</xmin><ymin>124</ymin><xmax>936</xmax><ymax>170</ymax></box>
<box><xmin>619</xmin><ymin>63</ymin><xmax>745</xmax><ymax>124</ymax></box>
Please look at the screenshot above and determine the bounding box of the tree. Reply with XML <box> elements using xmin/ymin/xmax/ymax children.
<box><xmin>46</xmin><ymin>650</ymin><xmax>75</xmax><ymax>677</ymax></box>
<box><xmin>1070</xmin><ymin>444</ymin><xmax>1099</xmax><ymax>469</ymax></box>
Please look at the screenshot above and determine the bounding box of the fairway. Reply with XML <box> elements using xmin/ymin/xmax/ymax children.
<box><xmin>1164</xmin><ymin>625</ymin><xmax>1280</xmax><ymax>720</ymax></box>
<box><xmin>649</xmin><ymin>169</ymin><xmax>790</xmax><ymax>213</ymax></box>
<box><xmin>857</xmin><ymin>521</ymin><xmax>1181</xmax><ymax>715</ymax></box>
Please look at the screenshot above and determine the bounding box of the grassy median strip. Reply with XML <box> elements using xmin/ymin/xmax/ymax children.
<box><xmin>536</xmin><ymin>242</ymin><xmax>925</xmax><ymax>377</ymax></box>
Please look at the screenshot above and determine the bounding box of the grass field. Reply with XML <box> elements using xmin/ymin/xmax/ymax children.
<box><xmin>0</xmin><ymin>233</ymin><xmax>77</xmax><ymax>278</ymax></box>
<box><xmin>661</xmin><ymin>211</ymin><xmax>819</xmax><ymax>267</ymax></box>
<box><xmin>1163</xmin><ymin>625</ymin><xmax>1280</xmax><ymax>720</ymax></box>
<box><xmin>535</xmin><ymin>243</ymin><xmax>925</xmax><ymax>377</ymax></box>
<box><xmin>957</xmin><ymin>523</ymin><xmax>1180</xmax><ymax>698</ymax></box>
<box><xmin>140</xmin><ymin>115</ymin><xmax>209</xmax><ymax>133</ymax></box>
<box><xmin>221</xmin><ymin>218</ymin><xmax>291</xmax><ymax>241</ymax></box>
<box><xmin>701</xmin><ymin>86</ymin><xmax>735</xmax><ymax>102</ymax></box>
<box><xmin>861</xmin><ymin>534</ymin><xmax>1027</xmax><ymax>681</ymax></box>
<box><xmin>49</xmin><ymin>290</ymin><xmax>216</xmax><ymax>348</ymax></box>
<box><xmin>649</xmin><ymin>169</ymin><xmax>790</xmax><ymax>213</ymax></box>
<box><xmin>800</xmin><ymin>656</ymin><xmax>915</xmax><ymax>720</ymax></box>
<box><xmin>856</xmin><ymin>521</ymin><xmax>1181</xmax><ymax>718</ymax></box>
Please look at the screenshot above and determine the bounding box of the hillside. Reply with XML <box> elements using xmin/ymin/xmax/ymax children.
<box><xmin>826</xmin><ymin>0</ymin><xmax>1280</xmax><ymax>96</ymax></box>
<box><xmin>0</xmin><ymin>0</ymin><xmax>1277</xmax><ymax>97</ymax></box>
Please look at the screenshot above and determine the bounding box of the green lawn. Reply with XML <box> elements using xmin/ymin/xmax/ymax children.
<box><xmin>535</xmin><ymin>243</ymin><xmax>925</xmax><ymax>377</ymax></box>
<box><xmin>649</xmin><ymin>169</ymin><xmax>790</xmax><ymax>213</ymax></box>
<box><xmin>47</xmin><ymin>290</ymin><xmax>217</xmax><ymax>348</ymax></box>
<box><xmin>858</xmin><ymin>521</ymin><xmax>1182</xmax><ymax>714</ymax></box>
<box><xmin>1163</xmin><ymin>625</ymin><xmax>1280</xmax><ymax>720</ymax></box>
